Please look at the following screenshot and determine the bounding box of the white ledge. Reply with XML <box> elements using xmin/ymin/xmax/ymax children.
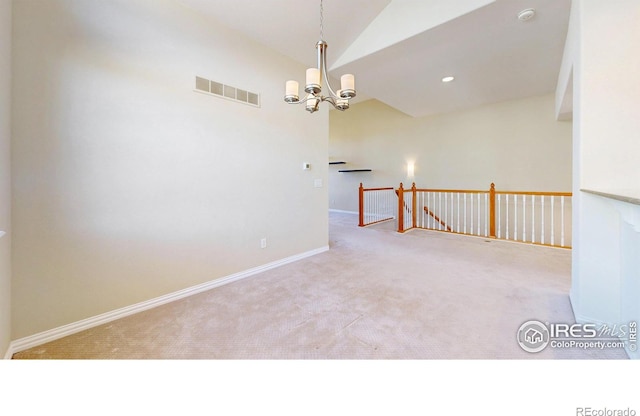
<box><xmin>581</xmin><ymin>189</ymin><xmax>640</xmax><ymax>206</ymax></box>
<box><xmin>0</xmin><ymin>231</ymin><xmax>5</xmax><ymax>239</ymax></box>
<box><xmin>583</xmin><ymin>189</ymin><xmax>640</xmax><ymax>233</ymax></box>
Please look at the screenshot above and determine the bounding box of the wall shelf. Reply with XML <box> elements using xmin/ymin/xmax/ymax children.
<box><xmin>331</xmin><ymin>160</ymin><xmax>370</xmax><ymax>172</ymax></box>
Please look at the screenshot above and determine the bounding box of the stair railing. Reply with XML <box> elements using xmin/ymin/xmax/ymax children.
<box><xmin>358</xmin><ymin>183</ymin><xmax>396</xmax><ymax>227</ymax></box>
<box><xmin>396</xmin><ymin>183</ymin><xmax>572</xmax><ymax>248</ymax></box>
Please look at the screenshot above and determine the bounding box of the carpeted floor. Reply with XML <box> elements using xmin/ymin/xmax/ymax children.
<box><xmin>12</xmin><ymin>211</ymin><xmax>629</xmax><ymax>359</ymax></box>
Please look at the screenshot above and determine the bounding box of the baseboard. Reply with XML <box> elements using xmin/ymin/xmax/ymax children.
<box><xmin>5</xmin><ymin>245</ymin><xmax>329</xmax><ymax>358</ymax></box>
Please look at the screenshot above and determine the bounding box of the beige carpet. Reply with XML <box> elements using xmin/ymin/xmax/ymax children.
<box><xmin>12</xmin><ymin>211</ymin><xmax>628</xmax><ymax>359</ymax></box>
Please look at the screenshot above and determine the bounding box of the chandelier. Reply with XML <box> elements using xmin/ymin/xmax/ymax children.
<box><xmin>284</xmin><ymin>0</ymin><xmax>356</xmax><ymax>113</ymax></box>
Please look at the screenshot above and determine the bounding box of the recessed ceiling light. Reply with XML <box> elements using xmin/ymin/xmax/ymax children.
<box><xmin>518</xmin><ymin>8</ymin><xmax>536</xmax><ymax>21</ymax></box>
<box><xmin>442</xmin><ymin>76</ymin><xmax>455</xmax><ymax>83</ymax></box>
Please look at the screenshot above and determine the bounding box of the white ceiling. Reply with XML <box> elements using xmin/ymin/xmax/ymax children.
<box><xmin>177</xmin><ymin>0</ymin><xmax>572</xmax><ymax>118</ymax></box>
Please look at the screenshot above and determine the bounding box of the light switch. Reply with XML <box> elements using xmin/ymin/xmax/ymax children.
<box><xmin>314</xmin><ymin>179</ymin><xmax>323</xmax><ymax>188</ymax></box>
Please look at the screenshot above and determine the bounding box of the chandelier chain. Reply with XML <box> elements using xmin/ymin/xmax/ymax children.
<box><xmin>320</xmin><ymin>0</ymin><xmax>324</xmax><ymax>40</ymax></box>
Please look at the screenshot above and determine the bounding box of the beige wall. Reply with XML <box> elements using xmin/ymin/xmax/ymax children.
<box><xmin>329</xmin><ymin>94</ymin><xmax>572</xmax><ymax>213</ymax></box>
<box><xmin>0</xmin><ymin>0</ymin><xmax>12</xmax><ymax>355</ymax></box>
<box><xmin>11</xmin><ymin>0</ymin><xmax>328</xmax><ymax>339</ymax></box>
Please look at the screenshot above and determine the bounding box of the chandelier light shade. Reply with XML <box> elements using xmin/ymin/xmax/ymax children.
<box><xmin>284</xmin><ymin>0</ymin><xmax>356</xmax><ymax>113</ymax></box>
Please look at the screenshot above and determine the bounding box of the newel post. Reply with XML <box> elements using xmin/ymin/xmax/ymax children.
<box><xmin>397</xmin><ymin>183</ymin><xmax>405</xmax><ymax>233</ymax></box>
<box><xmin>411</xmin><ymin>182</ymin><xmax>417</xmax><ymax>229</ymax></box>
<box><xmin>358</xmin><ymin>183</ymin><xmax>364</xmax><ymax>227</ymax></box>
<box><xmin>489</xmin><ymin>182</ymin><xmax>496</xmax><ymax>238</ymax></box>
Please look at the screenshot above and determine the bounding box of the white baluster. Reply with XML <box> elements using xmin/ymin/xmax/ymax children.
<box><xmin>477</xmin><ymin>193</ymin><xmax>481</xmax><ymax>235</ymax></box>
<box><xmin>514</xmin><ymin>195</ymin><xmax>518</xmax><ymax>241</ymax></box>
<box><xmin>531</xmin><ymin>195</ymin><xmax>535</xmax><ymax>243</ymax></box>
<box><xmin>429</xmin><ymin>192</ymin><xmax>437</xmax><ymax>230</ymax></box>
<box><xmin>408</xmin><ymin>193</ymin><xmax>412</xmax><ymax>230</ymax></box>
<box><xmin>372</xmin><ymin>191</ymin><xmax>375</xmax><ymax>223</ymax></box>
<box><xmin>431</xmin><ymin>192</ymin><xmax>435</xmax><ymax>229</ymax></box>
<box><xmin>484</xmin><ymin>193</ymin><xmax>488</xmax><ymax>237</ymax></box>
<box><xmin>457</xmin><ymin>193</ymin><xmax>461</xmax><ymax>233</ymax></box>
<box><xmin>561</xmin><ymin>196</ymin><xmax>565</xmax><ymax>247</ymax></box>
<box><xmin>506</xmin><ymin>194</ymin><xmax>510</xmax><ymax>240</ymax></box>
<box><xmin>541</xmin><ymin>195</ymin><xmax>545</xmax><ymax>245</ymax></box>
<box><xmin>366</xmin><ymin>191</ymin><xmax>369</xmax><ymax>224</ymax></box>
<box><xmin>451</xmin><ymin>192</ymin><xmax>454</xmax><ymax>232</ymax></box>
<box><xmin>498</xmin><ymin>194</ymin><xmax>502</xmax><ymax>238</ymax></box>
<box><xmin>405</xmin><ymin>194</ymin><xmax>413</xmax><ymax>229</ymax></box>
<box><xmin>382</xmin><ymin>190</ymin><xmax>386</xmax><ymax>221</ymax></box>
<box><xmin>424</xmin><ymin>193</ymin><xmax>428</xmax><ymax>228</ymax></box>
<box><xmin>365</xmin><ymin>191</ymin><xmax>369</xmax><ymax>225</ymax></box>
<box><xmin>470</xmin><ymin>193</ymin><xmax>474</xmax><ymax>235</ymax></box>
<box><xmin>372</xmin><ymin>191</ymin><xmax>375</xmax><ymax>224</ymax></box>
<box><xmin>416</xmin><ymin>192</ymin><xmax>424</xmax><ymax>228</ymax></box>
<box><xmin>370</xmin><ymin>191</ymin><xmax>373</xmax><ymax>224</ymax></box>
<box><xmin>372</xmin><ymin>191</ymin><xmax>380</xmax><ymax>222</ymax></box>
<box><xmin>550</xmin><ymin>196</ymin><xmax>555</xmax><ymax>246</ymax></box>
<box><xmin>464</xmin><ymin>194</ymin><xmax>467</xmax><ymax>234</ymax></box>
<box><xmin>524</xmin><ymin>194</ymin><xmax>528</xmax><ymax>241</ymax></box>
<box><xmin>444</xmin><ymin>193</ymin><xmax>448</xmax><ymax>231</ymax></box>
<box><xmin>426</xmin><ymin>193</ymin><xmax>429</xmax><ymax>229</ymax></box>
<box><xmin>420</xmin><ymin>191</ymin><xmax>424</xmax><ymax>228</ymax></box>
<box><xmin>422</xmin><ymin>192</ymin><xmax>426</xmax><ymax>228</ymax></box>
<box><xmin>417</xmin><ymin>191</ymin><xmax>421</xmax><ymax>228</ymax></box>
<box><xmin>371</xmin><ymin>190</ymin><xmax>374</xmax><ymax>222</ymax></box>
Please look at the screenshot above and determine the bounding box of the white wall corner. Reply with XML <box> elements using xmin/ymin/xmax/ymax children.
<box><xmin>555</xmin><ymin>0</ymin><xmax>577</xmax><ymax>121</ymax></box>
<box><xmin>556</xmin><ymin>70</ymin><xmax>573</xmax><ymax>121</ymax></box>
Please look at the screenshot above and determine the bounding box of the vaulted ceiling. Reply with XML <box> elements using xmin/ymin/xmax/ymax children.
<box><xmin>177</xmin><ymin>0</ymin><xmax>572</xmax><ymax>118</ymax></box>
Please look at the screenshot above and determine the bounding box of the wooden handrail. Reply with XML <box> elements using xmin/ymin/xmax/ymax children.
<box><xmin>495</xmin><ymin>191</ymin><xmax>573</xmax><ymax>196</ymax></box>
<box><xmin>414</xmin><ymin>188</ymin><xmax>489</xmax><ymax>194</ymax></box>
<box><xmin>411</xmin><ymin>189</ymin><xmax>571</xmax><ymax>197</ymax></box>
<box><xmin>364</xmin><ymin>187</ymin><xmax>395</xmax><ymax>192</ymax></box>
<box><xmin>424</xmin><ymin>206</ymin><xmax>452</xmax><ymax>232</ymax></box>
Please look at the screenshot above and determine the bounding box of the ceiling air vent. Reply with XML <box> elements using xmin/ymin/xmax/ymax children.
<box><xmin>194</xmin><ymin>76</ymin><xmax>260</xmax><ymax>108</ymax></box>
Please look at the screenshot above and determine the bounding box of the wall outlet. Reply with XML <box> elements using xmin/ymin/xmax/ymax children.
<box><xmin>314</xmin><ymin>178</ymin><xmax>323</xmax><ymax>188</ymax></box>
<box><xmin>260</xmin><ymin>238</ymin><xmax>267</xmax><ymax>249</ymax></box>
